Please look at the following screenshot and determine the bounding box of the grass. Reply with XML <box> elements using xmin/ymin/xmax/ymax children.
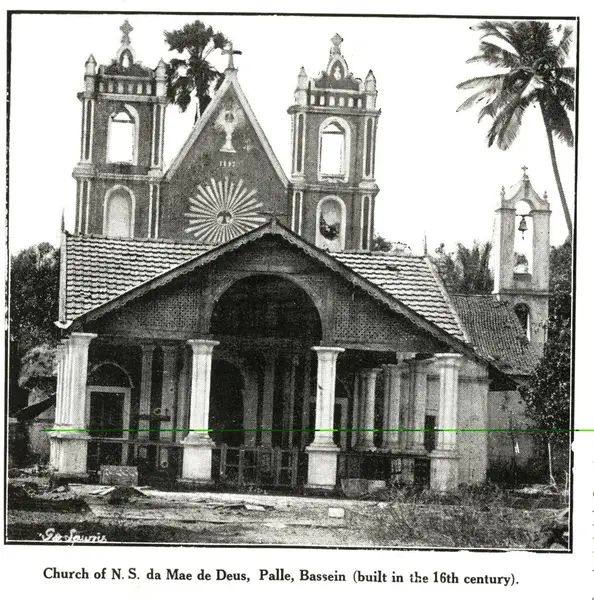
<box><xmin>358</xmin><ymin>483</ymin><xmax>565</xmax><ymax>548</ymax></box>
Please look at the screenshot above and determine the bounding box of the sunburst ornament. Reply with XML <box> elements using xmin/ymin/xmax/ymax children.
<box><xmin>184</xmin><ymin>177</ymin><xmax>265</xmax><ymax>244</ymax></box>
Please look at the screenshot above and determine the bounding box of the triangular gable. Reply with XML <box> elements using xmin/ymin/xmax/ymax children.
<box><xmin>165</xmin><ymin>70</ymin><xmax>288</xmax><ymax>187</ymax></box>
<box><xmin>69</xmin><ymin>220</ymin><xmax>478</xmax><ymax>361</ymax></box>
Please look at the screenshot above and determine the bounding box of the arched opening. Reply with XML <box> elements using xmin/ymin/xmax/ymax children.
<box><xmin>514</xmin><ymin>200</ymin><xmax>533</xmax><ymax>274</ymax></box>
<box><xmin>210</xmin><ymin>275</ymin><xmax>323</xmax><ymax>341</ymax></box>
<box><xmin>107</xmin><ymin>107</ymin><xmax>135</xmax><ymax>164</ymax></box>
<box><xmin>209</xmin><ymin>275</ymin><xmax>323</xmax><ymax>454</ymax></box>
<box><xmin>514</xmin><ymin>303</ymin><xmax>531</xmax><ymax>339</ymax></box>
<box><xmin>316</xmin><ymin>196</ymin><xmax>346</xmax><ymax>251</ymax></box>
<box><xmin>210</xmin><ymin>360</ymin><xmax>244</xmax><ymax>447</ymax></box>
<box><xmin>87</xmin><ymin>362</ymin><xmax>132</xmax><ymax>469</ymax></box>
<box><xmin>105</xmin><ymin>187</ymin><xmax>134</xmax><ymax>238</ymax></box>
<box><xmin>319</xmin><ymin>121</ymin><xmax>347</xmax><ymax>176</ymax></box>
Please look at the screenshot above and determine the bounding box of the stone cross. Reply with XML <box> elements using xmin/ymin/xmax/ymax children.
<box><xmin>120</xmin><ymin>20</ymin><xmax>133</xmax><ymax>45</ymax></box>
<box><xmin>521</xmin><ymin>165</ymin><xmax>529</xmax><ymax>178</ymax></box>
<box><xmin>223</xmin><ymin>42</ymin><xmax>242</xmax><ymax>70</ymax></box>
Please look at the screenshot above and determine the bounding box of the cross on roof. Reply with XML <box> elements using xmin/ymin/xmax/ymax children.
<box><xmin>223</xmin><ymin>42</ymin><xmax>242</xmax><ymax>70</ymax></box>
<box><xmin>120</xmin><ymin>20</ymin><xmax>133</xmax><ymax>45</ymax></box>
<box><xmin>521</xmin><ymin>165</ymin><xmax>529</xmax><ymax>178</ymax></box>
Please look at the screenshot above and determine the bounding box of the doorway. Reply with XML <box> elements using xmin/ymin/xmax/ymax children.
<box><xmin>209</xmin><ymin>360</ymin><xmax>244</xmax><ymax>447</ymax></box>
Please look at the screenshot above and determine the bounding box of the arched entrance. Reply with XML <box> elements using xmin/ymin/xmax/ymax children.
<box><xmin>209</xmin><ymin>275</ymin><xmax>323</xmax><ymax>453</ymax></box>
<box><xmin>210</xmin><ymin>360</ymin><xmax>244</xmax><ymax>447</ymax></box>
<box><xmin>86</xmin><ymin>362</ymin><xmax>132</xmax><ymax>470</ymax></box>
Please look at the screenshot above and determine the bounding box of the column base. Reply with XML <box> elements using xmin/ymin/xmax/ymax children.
<box><xmin>305</xmin><ymin>441</ymin><xmax>339</xmax><ymax>490</ymax></box>
<box><xmin>49</xmin><ymin>433</ymin><xmax>90</xmax><ymax>476</ymax></box>
<box><xmin>182</xmin><ymin>434</ymin><xmax>214</xmax><ymax>483</ymax></box>
<box><xmin>354</xmin><ymin>439</ymin><xmax>377</xmax><ymax>452</ymax></box>
<box><xmin>398</xmin><ymin>456</ymin><xmax>416</xmax><ymax>485</ymax></box>
<box><xmin>430</xmin><ymin>450</ymin><xmax>459</xmax><ymax>491</ymax></box>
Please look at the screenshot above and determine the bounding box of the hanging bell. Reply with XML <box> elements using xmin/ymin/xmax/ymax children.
<box><xmin>518</xmin><ymin>215</ymin><xmax>528</xmax><ymax>239</ymax></box>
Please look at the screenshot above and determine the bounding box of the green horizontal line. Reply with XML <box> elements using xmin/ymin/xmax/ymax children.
<box><xmin>45</xmin><ymin>427</ymin><xmax>580</xmax><ymax>434</ymax></box>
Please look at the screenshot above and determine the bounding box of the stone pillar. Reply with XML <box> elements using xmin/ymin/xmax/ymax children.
<box><xmin>182</xmin><ymin>339</ymin><xmax>219</xmax><ymax>483</ymax></box>
<box><xmin>350</xmin><ymin>372</ymin><xmax>361</xmax><ymax>448</ymax></box>
<box><xmin>306</xmin><ymin>346</ymin><xmax>344</xmax><ymax>489</ymax></box>
<box><xmin>355</xmin><ymin>368</ymin><xmax>381</xmax><ymax>450</ymax></box>
<box><xmin>430</xmin><ymin>353</ymin><xmax>463</xmax><ymax>491</ymax></box>
<box><xmin>406</xmin><ymin>359</ymin><xmax>432</xmax><ymax>454</ymax></box>
<box><xmin>138</xmin><ymin>344</ymin><xmax>154</xmax><ymax>440</ymax></box>
<box><xmin>49</xmin><ymin>332</ymin><xmax>97</xmax><ymax>477</ymax></box>
<box><xmin>159</xmin><ymin>346</ymin><xmax>177</xmax><ymax>468</ymax></box>
<box><xmin>382</xmin><ymin>363</ymin><xmax>407</xmax><ymax>451</ymax></box>
<box><xmin>261</xmin><ymin>351</ymin><xmax>277</xmax><ymax>446</ymax></box>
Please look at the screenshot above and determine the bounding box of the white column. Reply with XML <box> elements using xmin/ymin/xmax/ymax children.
<box><xmin>350</xmin><ymin>372</ymin><xmax>361</xmax><ymax>448</ymax></box>
<box><xmin>431</xmin><ymin>353</ymin><xmax>464</xmax><ymax>491</ymax></box>
<box><xmin>138</xmin><ymin>344</ymin><xmax>154</xmax><ymax>440</ymax></box>
<box><xmin>355</xmin><ymin>368</ymin><xmax>381</xmax><ymax>450</ymax></box>
<box><xmin>182</xmin><ymin>339</ymin><xmax>219</xmax><ymax>483</ymax></box>
<box><xmin>406</xmin><ymin>359</ymin><xmax>432</xmax><ymax>454</ymax></box>
<box><xmin>382</xmin><ymin>363</ymin><xmax>407</xmax><ymax>451</ymax></box>
<box><xmin>49</xmin><ymin>332</ymin><xmax>96</xmax><ymax>477</ymax></box>
<box><xmin>306</xmin><ymin>346</ymin><xmax>344</xmax><ymax>489</ymax></box>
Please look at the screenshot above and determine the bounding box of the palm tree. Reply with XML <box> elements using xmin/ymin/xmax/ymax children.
<box><xmin>457</xmin><ymin>21</ymin><xmax>575</xmax><ymax>241</ymax></box>
<box><xmin>432</xmin><ymin>241</ymin><xmax>494</xmax><ymax>294</ymax></box>
<box><xmin>164</xmin><ymin>20</ymin><xmax>229</xmax><ymax>116</ymax></box>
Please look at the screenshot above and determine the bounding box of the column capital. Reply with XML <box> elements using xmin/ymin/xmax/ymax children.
<box><xmin>382</xmin><ymin>362</ymin><xmax>408</xmax><ymax>374</ymax></box>
<box><xmin>141</xmin><ymin>343</ymin><xmax>155</xmax><ymax>353</ymax></box>
<box><xmin>361</xmin><ymin>367</ymin><xmax>382</xmax><ymax>380</ymax></box>
<box><xmin>68</xmin><ymin>332</ymin><xmax>98</xmax><ymax>347</ymax></box>
<box><xmin>161</xmin><ymin>344</ymin><xmax>179</xmax><ymax>355</ymax></box>
<box><xmin>312</xmin><ymin>346</ymin><xmax>345</xmax><ymax>356</ymax></box>
<box><xmin>408</xmin><ymin>357</ymin><xmax>434</xmax><ymax>372</ymax></box>
<box><xmin>187</xmin><ymin>339</ymin><xmax>220</xmax><ymax>354</ymax></box>
<box><xmin>434</xmin><ymin>353</ymin><xmax>464</xmax><ymax>369</ymax></box>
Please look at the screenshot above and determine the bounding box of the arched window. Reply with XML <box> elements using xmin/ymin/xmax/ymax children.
<box><xmin>316</xmin><ymin>196</ymin><xmax>346</xmax><ymax>251</ymax></box>
<box><xmin>104</xmin><ymin>187</ymin><xmax>134</xmax><ymax>238</ymax></box>
<box><xmin>318</xmin><ymin>119</ymin><xmax>350</xmax><ymax>179</ymax></box>
<box><xmin>514</xmin><ymin>303</ymin><xmax>531</xmax><ymax>339</ymax></box>
<box><xmin>107</xmin><ymin>106</ymin><xmax>137</xmax><ymax>164</ymax></box>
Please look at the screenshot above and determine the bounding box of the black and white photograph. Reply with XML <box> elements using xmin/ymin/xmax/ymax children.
<box><xmin>5</xmin><ymin>6</ymin><xmax>580</xmax><ymax>562</ymax></box>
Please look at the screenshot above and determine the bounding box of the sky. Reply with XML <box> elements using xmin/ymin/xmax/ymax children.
<box><xmin>7</xmin><ymin>12</ymin><xmax>577</xmax><ymax>257</ymax></box>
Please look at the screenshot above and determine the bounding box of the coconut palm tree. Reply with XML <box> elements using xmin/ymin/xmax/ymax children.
<box><xmin>457</xmin><ymin>21</ymin><xmax>575</xmax><ymax>241</ymax></box>
<box><xmin>164</xmin><ymin>20</ymin><xmax>229</xmax><ymax>116</ymax></box>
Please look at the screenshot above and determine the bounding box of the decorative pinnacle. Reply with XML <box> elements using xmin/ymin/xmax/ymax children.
<box><xmin>501</xmin><ymin>185</ymin><xmax>506</xmax><ymax>199</ymax></box>
<box><xmin>223</xmin><ymin>41</ymin><xmax>242</xmax><ymax>71</ymax></box>
<box><xmin>120</xmin><ymin>20</ymin><xmax>133</xmax><ymax>45</ymax></box>
<box><xmin>521</xmin><ymin>165</ymin><xmax>529</xmax><ymax>179</ymax></box>
<box><xmin>330</xmin><ymin>33</ymin><xmax>343</xmax><ymax>55</ymax></box>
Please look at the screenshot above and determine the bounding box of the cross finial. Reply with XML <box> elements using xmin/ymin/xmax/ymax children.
<box><xmin>120</xmin><ymin>20</ymin><xmax>133</xmax><ymax>45</ymax></box>
<box><xmin>521</xmin><ymin>165</ymin><xmax>529</xmax><ymax>179</ymax></box>
<box><xmin>330</xmin><ymin>33</ymin><xmax>343</xmax><ymax>55</ymax></box>
<box><xmin>222</xmin><ymin>41</ymin><xmax>242</xmax><ymax>71</ymax></box>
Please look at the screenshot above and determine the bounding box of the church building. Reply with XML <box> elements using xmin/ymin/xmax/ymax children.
<box><xmin>49</xmin><ymin>22</ymin><xmax>546</xmax><ymax>492</ymax></box>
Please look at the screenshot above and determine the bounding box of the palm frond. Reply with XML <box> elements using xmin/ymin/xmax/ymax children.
<box><xmin>542</xmin><ymin>94</ymin><xmax>574</xmax><ymax>147</ymax></box>
<box><xmin>457</xmin><ymin>74</ymin><xmax>506</xmax><ymax>91</ymax></box>
<box><xmin>557</xmin><ymin>66</ymin><xmax>575</xmax><ymax>84</ymax></box>
<box><xmin>556</xmin><ymin>26</ymin><xmax>574</xmax><ymax>62</ymax></box>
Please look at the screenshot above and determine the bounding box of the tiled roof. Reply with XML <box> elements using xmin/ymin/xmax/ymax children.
<box><xmin>330</xmin><ymin>251</ymin><xmax>466</xmax><ymax>340</ymax></box>
<box><xmin>64</xmin><ymin>235</ymin><xmax>212</xmax><ymax>321</ymax></box>
<box><xmin>450</xmin><ymin>294</ymin><xmax>539</xmax><ymax>376</ymax></box>
<box><xmin>63</xmin><ymin>234</ymin><xmax>465</xmax><ymax>342</ymax></box>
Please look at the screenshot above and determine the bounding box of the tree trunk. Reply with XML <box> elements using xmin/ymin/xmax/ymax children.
<box><xmin>547</xmin><ymin>437</ymin><xmax>556</xmax><ymax>488</ymax></box>
<box><xmin>540</xmin><ymin>105</ymin><xmax>573</xmax><ymax>243</ymax></box>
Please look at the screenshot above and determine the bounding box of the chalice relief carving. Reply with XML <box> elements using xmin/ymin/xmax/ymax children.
<box><xmin>215</xmin><ymin>102</ymin><xmax>245</xmax><ymax>153</ymax></box>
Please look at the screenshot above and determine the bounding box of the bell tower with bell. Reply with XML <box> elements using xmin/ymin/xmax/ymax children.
<box><xmin>287</xmin><ymin>34</ymin><xmax>380</xmax><ymax>251</ymax></box>
<box><xmin>492</xmin><ymin>167</ymin><xmax>551</xmax><ymax>356</ymax></box>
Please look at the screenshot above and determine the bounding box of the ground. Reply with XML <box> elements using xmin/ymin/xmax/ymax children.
<box><xmin>6</xmin><ymin>472</ymin><xmax>568</xmax><ymax>549</ymax></box>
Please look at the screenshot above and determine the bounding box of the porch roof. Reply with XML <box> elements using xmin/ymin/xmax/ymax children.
<box><xmin>60</xmin><ymin>221</ymin><xmax>471</xmax><ymax>353</ymax></box>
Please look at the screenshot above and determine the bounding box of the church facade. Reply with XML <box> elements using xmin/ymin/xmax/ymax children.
<box><xmin>49</xmin><ymin>22</ymin><xmax>544</xmax><ymax>491</ymax></box>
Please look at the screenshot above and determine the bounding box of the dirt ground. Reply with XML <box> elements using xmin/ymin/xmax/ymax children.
<box><xmin>5</xmin><ymin>476</ymin><xmax>567</xmax><ymax>549</ymax></box>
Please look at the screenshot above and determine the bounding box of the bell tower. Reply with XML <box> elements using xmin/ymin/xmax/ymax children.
<box><xmin>287</xmin><ymin>34</ymin><xmax>380</xmax><ymax>251</ymax></box>
<box><xmin>492</xmin><ymin>168</ymin><xmax>551</xmax><ymax>356</ymax></box>
<box><xmin>72</xmin><ymin>20</ymin><xmax>168</xmax><ymax>239</ymax></box>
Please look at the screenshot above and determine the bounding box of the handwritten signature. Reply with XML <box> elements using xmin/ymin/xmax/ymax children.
<box><xmin>38</xmin><ymin>528</ymin><xmax>107</xmax><ymax>543</ymax></box>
